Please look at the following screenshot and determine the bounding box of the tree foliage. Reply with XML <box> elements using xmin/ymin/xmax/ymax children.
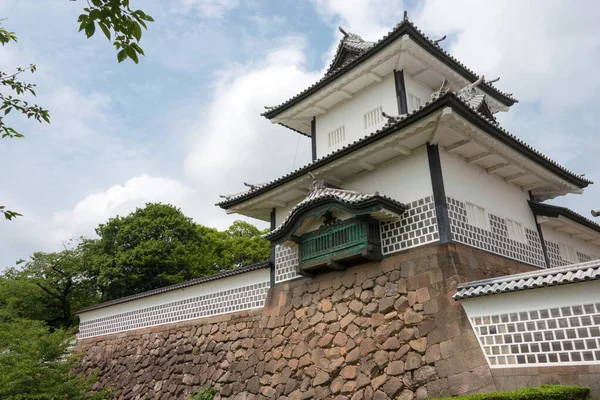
<box><xmin>86</xmin><ymin>203</ymin><xmax>270</xmax><ymax>301</ymax></box>
<box><xmin>75</xmin><ymin>0</ymin><xmax>154</xmax><ymax>64</ymax></box>
<box><xmin>0</xmin><ymin>318</ymin><xmax>111</xmax><ymax>400</ymax></box>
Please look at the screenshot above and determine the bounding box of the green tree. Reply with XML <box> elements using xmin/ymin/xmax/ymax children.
<box><xmin>86</xmin><ymin>203</ymin><xmax>271</xmax><ymax>301</ymax></box>
<box><xmin>0</xmin><ymin>243</ymin><xmax>100</xmax><ymax>329</ymax></box>
<box><xmin>88</xmin><ymin>203</ymin><xmax>203</xmax><ymax>301</ymax></box>
<box><xmin>1</xmin><ymin>1</ymin><xmax>153</xmax><ymax>219</ymax></box>
<box><xmin>0</xmin><ymin>318</ymin><xmax>111</xmax><ymax>400</ymax></box>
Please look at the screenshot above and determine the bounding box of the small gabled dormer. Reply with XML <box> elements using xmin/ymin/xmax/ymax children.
<box><xmin>264</xmin><ymin>180</ymin><xmax>406</xmax><ymax>276</ymax></box>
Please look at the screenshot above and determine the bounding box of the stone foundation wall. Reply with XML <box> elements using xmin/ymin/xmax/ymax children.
<box><xmin>77</xmin><ymin>243</ymin><xmax>596</xmax><ymax>399</ymax></box>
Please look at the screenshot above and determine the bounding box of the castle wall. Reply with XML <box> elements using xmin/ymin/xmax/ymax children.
<box><xmin>315</xmin><ymin>73</ymin><xmax>397</xmax><ymax>158</ymax></box>
<box><xmin>541</xmin><ymin>226</ymin><xmax>600</xmax><ymax>267</ymax></box>
<box><xmin>440</xmin><ymin>147</ymin><xmax>547</xmax><ymax>268</ymax></box>
<box><xmin>404</xmin><ymin>73</ymin><xmax>434</xmax><ymax>113</ymax></box>
<box><xmin>78</xmin><ymin>268</ymin><xmax>270</xmax><ymax>340</ymax></box>
<box><xmin>76</xmin><ymin>243</ymin><xmax>600</xmax><ymax>400</ymax></box>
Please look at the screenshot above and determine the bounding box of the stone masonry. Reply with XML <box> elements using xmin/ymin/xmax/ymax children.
<box><xmin>77</xmin><ymin>243</ymin><xmax>600</xmax><ymax>399</ymax></box>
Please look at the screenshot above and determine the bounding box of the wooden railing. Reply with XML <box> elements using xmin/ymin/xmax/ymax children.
<box><xmin>299</xmin><ymin>219</ymin><xmax>381</xmax><ymax>267</ymax></box>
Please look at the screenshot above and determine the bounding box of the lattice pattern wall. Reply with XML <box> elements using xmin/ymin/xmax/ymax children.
<box><xmin>447</xmin><ymin>197</ymin><xmax>546</xmax><ymax>268</ymax></box>
<box><xmin>274</xmin><ymin>245</ymin><xmax>300</xmax><ymax>283</ymax></box>
<box><xmin>78</xmin><ymin>281</ymin><xmax>269</xmax><ymax>339</ymax></box>
<box><xmin>471</xmin><ymin>302</ymin><xmax>600</xmax><ymax>367</ymax></box>
<box><xmin>546</xmin><ymin>240</ymin><xmax>598</xmax><ymax>268</ymax></box>
<box><xmin>380</xmin><ymin>196</ymin><xmax>439</xmax><ymax>255</ymax></box>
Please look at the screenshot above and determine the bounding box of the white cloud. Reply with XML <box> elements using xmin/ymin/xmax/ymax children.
<box><xmin>415</xmin><ymin>0</ymin><xmax>600</xmax><ymax>112</ymax></box>
<box><xmin>313</xmin><ymin>0</ymin><xmax>406</xmax><ymax>39</ymax></box>
<box><xmin>183</xmin><ymin>37</ymin><xmax>317</xmax><ymax>194</ymax></box>
<box><xmin>50</xmin><ymin>175</ymin><xmax>197</xmax><ymax>243</ymax></box>
<box><xmin>176</xmin><ymin>0</ymin><xmax>239</xmax><ymax>18</ymax></box>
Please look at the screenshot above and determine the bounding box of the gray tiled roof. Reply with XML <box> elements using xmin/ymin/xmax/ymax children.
<box><xmin>218</xmin><ymin>92</ymin><xmax>591</xmax><ymax>208</ymax></box>
<box><xmin>265</xmin><ymin>182</ymin><xmax>405</xmax><ymax>239</ymax></box>
<box><xmin>75</xmin><ymin>261</ymin><xmax>271</xmax><ymax>314</ymax></box>
<box><xmin>262</xmin><ymin>19</ymin><xmax>516</xmax><ymax>120</ymax></box>
<box><xmin>529</xmin><ymin>201</ymin><xmax>600</xmax><ymax>234</ymax></box>
<box><xmin>453</xmin><ymin>259</ymin><xmax>600</xmax><ymax>300</ymax></box>
<box><xmin>325</xmin><ymin>32</ymin><xmax>375</xmax><ymax>76</ymax></box>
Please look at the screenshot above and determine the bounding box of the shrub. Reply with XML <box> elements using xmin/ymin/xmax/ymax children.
<box><xmin>190</xmin><ymin>387</ymin><xmax>217</xmax><ymax>400</ymax></box>
<box><xmin>431</xmin><ymin>385</ymin><xmax>590</xmax><ymax>400</ymax></box>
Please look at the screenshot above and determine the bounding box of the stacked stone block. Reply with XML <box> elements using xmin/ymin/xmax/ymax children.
<box><xmin>77</xmin><ymin>243</ymin><xmax>552</xmax><ymax>399</ymax></box>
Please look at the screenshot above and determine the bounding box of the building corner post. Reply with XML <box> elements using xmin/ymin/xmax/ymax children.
<box><xmin>529</xmin><ymin>192</ymin><xmax>551</xmax><ymax>268</ymax></box>
<box><xmin>394</xmin><ymin>70</ymin><xmax>408</xmax><ymax>115</ymax></box>
<box><xmin>427</xmin><ymin>144</ymin><xmax>451</xmax><ymax>244</ymax></box>
<box><xmin>311</xmin><ymin>117</ymin><xmax>317</xmax><ymax>161</ymax></box>
<box><xmin>270</xmin><ymin>208</ymin><xmax>276</xmax><ymax>286</ymax></box>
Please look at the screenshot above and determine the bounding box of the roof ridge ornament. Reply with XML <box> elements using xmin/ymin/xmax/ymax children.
<box><xmin>431</xmin><ymin>78</ymin><xmax>451</xmax><ymax>100</ymax></box>
<box><xmin>457</xmin><ymin>75</ymin><xmax>485</xmax><ymax>102</ymax></box>
<box><xmin>308</xmin><ymin>180</ymin><xmax>329</xmax><ymax>192</ymax></box>
<box><xmin>382</xmin><ymin>111</ymin><xmax>407</xmax><ymax>125</ymax></box>
<box><xmin>338</xmin><ymin>26</ymin><xmax>348</xmax><ymax>37</ymax></box>
<box><xmin>403</xmin><ymin>11</ymin><xmax>408</xmax><ymax>21</ymax></box>
<box><xmin>486</xmin><ymin>77</ymin><xmax>500</xmax><ymax>84</ymax></box>
<box><xmin>433</xmin><ymin>35</ymin><xmax>446</xmax><ymax>45</ymax></box>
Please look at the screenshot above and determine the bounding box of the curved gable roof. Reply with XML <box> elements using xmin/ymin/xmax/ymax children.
<box><xmin>263</xmin><ymin>19</ymin><xmax>516</xmax><ymax>120</ymax></box>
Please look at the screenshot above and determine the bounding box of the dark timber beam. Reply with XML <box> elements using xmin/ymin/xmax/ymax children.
<box><xmin>394</xmin><ymin>70</ymin><xmax>408</xmax><ymax>115</ymax></box>
<box><xmin>529</xmin><ymin>192</ymin><xmax>552</xmax><ymax>269</ymax></box>
<box><xmin>427</xmin><ymin>144</ymin><xmax>451</xmax><ymax>243</ymax></box>
<box><xmin>270</xmin><ymin>208</ymin><xmax>276</xmax><ymax>286</ymax></box>
<box><xmin>311</xmin><ymin>117</ymin><xmax>317</xmax><ymax>161</ymax></box>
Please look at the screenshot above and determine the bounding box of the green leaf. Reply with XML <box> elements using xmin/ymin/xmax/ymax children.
<box><xmin>99</xmin><ymin>22</ymin><xmax>111</xmax><ymax>40</ymax></box>
<box><xmin>117</xmin><ymin>49</ymin><xmax>128</xmax><ymax>63</ymax></box>
<box><xmin>133</xmin><ymin>22</ymin><xmax>142</xmax><ymax>42</ymax></box>
<box><xmin>85</xmin><ymin>21</ymin><xmax>96</xmax><ymax>38</ymax></box>
<box><xmin>126</xmin><ymin>46</ymin><xmax>139</xmax><ymax>64</ymax></box>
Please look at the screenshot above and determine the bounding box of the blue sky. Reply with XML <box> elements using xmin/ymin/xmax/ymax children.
<box><xmin>1</xmin><ymin>0</ymin><xmax>599</xmax><ymax>267</ymax></box>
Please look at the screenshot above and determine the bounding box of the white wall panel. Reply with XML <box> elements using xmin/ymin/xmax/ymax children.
<box><xmin>315</xmin><ymin>73</ymin><xmax>397</xmax><ymax>158</ymax></box>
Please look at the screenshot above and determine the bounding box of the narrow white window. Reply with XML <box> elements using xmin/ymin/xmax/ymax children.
<box><xmin>363</xmin><ymin>106</ymin><xmax>383</xmax><ymax>129</ymax></box>
<box><xmin>408</xmin><ymin>93</ymin><xmax>422</xmax><ymax>110</ymax></box>
<box><xmin>328</xmin><ymin>126</ymin><xmax>346</xmax><ymax>147</ymax></box>
<box><xmin>558</xmin><ymin>243</ymin><xmax>578</xmax><ymax>263</ymax></box>
<box><xmin>466</xmin><ymin>202</ymin><xmax>488</xmax><ymax>230</ymax></box>
<box><xmin>506</xmin><ymin>219</ymin><xmax>525</xmax><ymax>242</ymax></box>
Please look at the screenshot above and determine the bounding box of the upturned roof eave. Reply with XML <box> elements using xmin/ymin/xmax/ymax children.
<box><xmin>529</xmin><ymin>201</ymin><xmax>600</xmax><ymax>235</ymax></box>
<box><xmin>262</xmin><ymin>21</ymin><xmax>517</xmax><ymax>121</ymax></box>
<box><xmin>218</xmin><ymin>93</ymin><xmax>590</xmax><ymax>210</ymax></box>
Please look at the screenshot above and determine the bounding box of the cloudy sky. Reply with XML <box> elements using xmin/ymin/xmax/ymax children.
<box><xmin>1</xmin><ymin>0</ymin><xmax>599</xmax><ymax>267</ymax></box>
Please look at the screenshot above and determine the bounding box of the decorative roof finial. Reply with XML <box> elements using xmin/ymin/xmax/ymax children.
<box><xmin>264</xmin><ymin>105</ymin><xmax>276</xmax><ymax>110</ymax></box>
<box><xmin>433</xmin><ymin>35</ymin><xmax>447</xmax><ymax>45</ymax></box>
<box><xmin>486</xmin><ymin>77</ymin><xmax>500</xmax><ymax>84</ymax></box>
<box><xmin>308</xmin><ymin>180</ymin><xmax>328</xmax><ymax>192</ymax></box>
<box><xmin>338</xmin><ymin>26</ymin><xmax>348</xmax><ymax>37</ymax></box>
<box><xmin>382</xmin><ymin>111</ymin><xmax>407</xmax><ymax>125</ymax></box>
<box><xmin>431</xmin><ymin>78</ymin><xmax>451</xmax><ymax>100</ymax></box>
<box><xmin>243</xmin><ymin>182</ymin><xmax>263</xmax><ymax>190</ymax></box>
<box><xmin>403</xmin><ymin>11</ymin><xmax>408</xmax><ymax>21</ymax></box>
<box><xmin>457</xmin><ymin>75</ymin><xmax>485</xmax><ymax>102</ymax></box>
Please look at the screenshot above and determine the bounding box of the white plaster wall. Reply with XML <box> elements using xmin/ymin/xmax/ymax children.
<box><xmin>275</xmin><ymin>203</ymin><xmax>297</xmax><ymax>227</ymax></box>
<box><xmin>541</xmin><ymin>226</ymin><xmax>600</xmax><ymax>258</ymax></box>
<box><xmin>315</xmin><ymin>72</ymin><xmax>397</xmax><ymax>158</ymax></box>
<box><xmin>461</xmin><ymin>280</ymin><xmax>600</xmax><ymax>317</ymax></box>
<box><xmin>404</xmin><ymin>74</ymin><xmax>434</xmax><ymax>113</ymax></box>
<box><xmin>440</xmin><ymin>148</ymin><xmax>537</xmax><ymax>231</ymax></box>
<box><xmin>343</xmin><ymin>146</ymin><xmax>433</xmax><ymax>203</ymax></box>
<box><xmin>78</xmin><ymin>268</ymin><xmax>270</xmax><ymax>324</ymax></box>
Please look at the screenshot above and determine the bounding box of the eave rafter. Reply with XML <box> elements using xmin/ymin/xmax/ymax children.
<box><xmin>232</xmin><ymin>113</ymin><xmax>441</xmax><ymax>218</ymax></box>
<box><xmin>443</xmin><ymin>116</ymin><xmax>578</xmax><ymax>197</ymax></box>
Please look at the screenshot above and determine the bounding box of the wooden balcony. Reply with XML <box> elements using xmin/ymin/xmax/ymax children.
<box><xmin>297</xmin><ymin>218</ymin><xmax>382</xmax><ymax>276</ymax></box>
